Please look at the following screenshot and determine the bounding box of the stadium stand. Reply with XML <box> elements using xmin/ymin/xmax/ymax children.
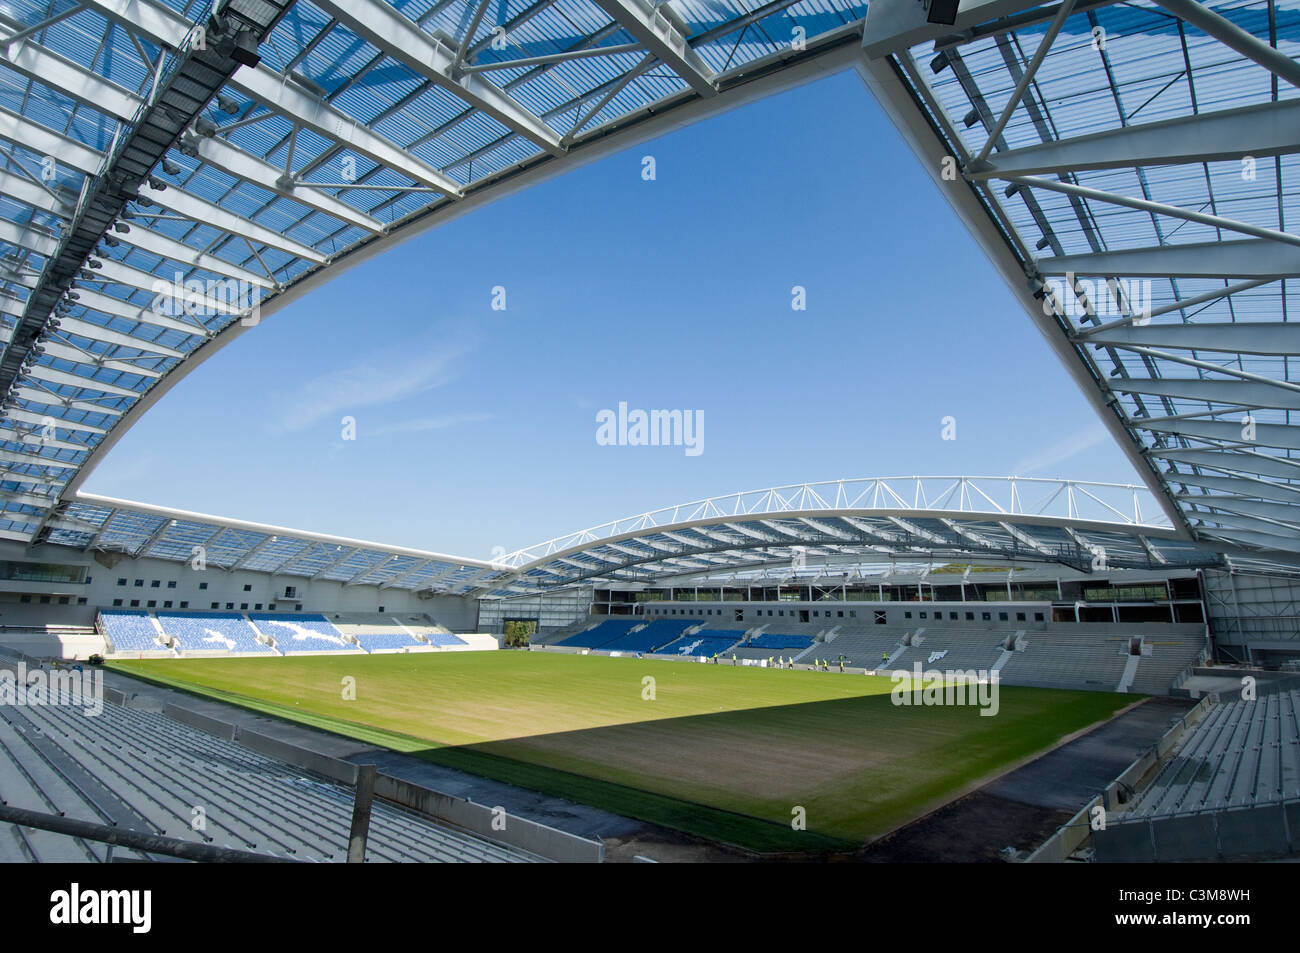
<box><xmin>0</xmin><ymin>689</ymin><xmax>535</xmax><ymax>862</ymax></box>
<box><xmin>1093</xmin><ymin>686</ymin><xmax>1300</xmax><ymax>862</ymax></box>
<box><xmin>354</xmin><ymin>632</ymin><xmax>423</xmax><ymax>651</ymax></box>
<box><xmin>249</xmin><ymin>613</ymin><xmax>357</xmax><ymax>653</ymax></box>
<box><xmin>656</xmin><ymin>630</ymin><xmax>743</xmax><ymax>658</ymax></box>
<box><xmin>155</xmin><ymin>612</ymin><xmax>273</xmax><ymax>655</ymax></box>
<box><xmin>749</xmin><ymin>633</ymin><xmax>814</xmax><ymax>651</ymax></box>
<box><xmin>97</xmin><ymin>611</ymin><xmax>163</xmax><ymax>654</ymax></box>
<box><xmin>555</xmin><ymin>618</ymin><xmax>641</xmax><ymax>649</ymax></box>
<box><xmin>1131</xmin><ymin>689</ymin><xmax>1300</xmax><ymax>819</ymax></box>
<box><xmin>598</xmin><ymin>618</ymin><xmax>701</xmax><ymax>654</ymax></box>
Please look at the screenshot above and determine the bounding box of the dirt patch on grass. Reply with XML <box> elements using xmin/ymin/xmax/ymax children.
<box><xmin>853</xmin><ymin>790</ymin><xmax>1073</xmax><ymax>862</ymax></box>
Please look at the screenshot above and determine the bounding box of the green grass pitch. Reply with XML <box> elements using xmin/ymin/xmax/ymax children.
<box><xmin>110</xmin><ymin>652</ymin><xmax>1130</xmax><ymax>853</ymax></box>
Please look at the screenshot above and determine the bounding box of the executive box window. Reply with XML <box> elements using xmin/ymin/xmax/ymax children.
<box><xmin>134</xmin><ymin>580</ymin><xmax>143</xmax><ymax>587</ymax></box>
<box><xmin>117</xmin><ymin>578</ymin><xmax>126</xmax><ymax>586</ymax></box>
<box><xmin>150</xmin><ymin>580</ymin><xmax>160</xmax><ymax>588</ymax></box>
<box><xmin>129</xmin><ymin>600</ymin><xmax>139</xmax><ymax>608</ymax></box>
<box><xmin>199</xmin><ymin>582</ymin><xmax>208</xmax><ymax>590</ymax></box>
<box><xmin>146</xmin><ymin>600</ymin><xmax>156</xmax><ymax>608</ymax></box>
<box><xmin>243</xmin><ymin>584</ymin><xmax>252</xmax><ymax>592</ymax></box>
<box><xmin>163</xmin><ymin>601</ymin><xmax>173</xmax><ymax>609</ymax></box>
<box><xmin>112</xmin><ymin>599</ymin><xmax>122</xmax><ymax>607</ymax></box>
<box><xmin>167</xmin><ymin>581</ymin><xmax>177</xmax><ymax>589</ymax></box>
<box><xmin>240</xmin><ymin>603</ymin><xmax>248</xmax><ymax>610</ymax></box>
<box><xmin>180</xmin><ymin>601</ymin><xmax>189</xmax><ymax>609</ymax></box>
<box><xmin>210</xmin><ymin>602</ymin><xmax>219</xmax><ymax>610</ymax></box>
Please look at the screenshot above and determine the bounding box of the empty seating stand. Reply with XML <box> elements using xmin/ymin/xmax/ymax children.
<box><xmin>0</xmin><ymin>694</ymin><xmax>537</xmax><ymax>863</ymax></box>
<box><xmin>657</xmin><ymin>630</ymin><xmax>742</xmax><ymax>658</ymax></box>
<box><xmin>155</xmin><ymin>612</ymin><xmax>273</xmax><ymax>655</ymax></box>
<box><xmin>555</xmin><ymin>618</ymin><xmax>641</xmax><ymax>649</ymax></box>
<box><xmin>249</xmin><ymin>613</ymin><xmax>358</xmax><ymax>653</ymax></box>
<box><xmin>598</xmin><ymin>618</ymin><xmax>701</xmax><ymax>654</ymax></box>
<box><xmin>98</xmin><ymin>611</ymin><xmax>163</xmax><ymax>654</ymax></box>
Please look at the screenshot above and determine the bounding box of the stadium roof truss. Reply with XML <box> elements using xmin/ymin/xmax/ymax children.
<box><xmin>857</xmin><ymin>0</ymin><xmax>1300</xmax><ymax>565</ymax></box>
<box><xmin>0</xmin><ymin>0</ymin><xmax>1295</xmax><ymax>575</ymax></box>
<box><xmin>475</xmin><ymin>476</ymin><xmax>1289</xmax><ymax>597</ymax></box>
<box><xmin>50</xmin><ymin>491</ymin><xmax>503</xmax><ymax>592</ymax></box>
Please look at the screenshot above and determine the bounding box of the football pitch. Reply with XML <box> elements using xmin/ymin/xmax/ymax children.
<box><xmin>109</xmin><ymin>652</ymin><xmax>1130</xmax><ymax>853</ymax></box>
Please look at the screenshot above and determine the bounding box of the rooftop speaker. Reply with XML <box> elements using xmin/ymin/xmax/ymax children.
<box><xmin>926</xmin><ymin>0</ymin><xmax>960</xmax><ymax>25</ymax></box>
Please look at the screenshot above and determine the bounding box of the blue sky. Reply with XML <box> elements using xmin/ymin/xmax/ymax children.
<box><xmin>83</xmin><ymin>68</ymin><xmax>1141</xmax><ymax>558</ymax></box>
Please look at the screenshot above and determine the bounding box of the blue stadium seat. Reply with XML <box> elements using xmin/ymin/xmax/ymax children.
<box><xmin>99</xmin><ymin>611</ymin><xmax>161</xmax><ymax>652</ymax></box>
<box><xmin>249</xmin><ymin>613</ymin><xmax>353</xmax><ymax>652</ymax></box>
<box><xmin>155</xmin><ymin>612</ymin><xmax>273</xmax><ymax>654</ymax></box>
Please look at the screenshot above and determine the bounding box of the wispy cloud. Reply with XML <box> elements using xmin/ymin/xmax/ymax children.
<box><xmin>368</xmin><ymin>412</ymin><xmax>494</xmax><ymax>438</ymax></box>
<box><xmin>270</xmin><ymin>336</ymin><xmax>473</xmax><ymax>433</ymax></box>
<box><xmin>1010</xmin><ymin>423</ymin><xmax>1110</xmax><ymax>476</ymax></box>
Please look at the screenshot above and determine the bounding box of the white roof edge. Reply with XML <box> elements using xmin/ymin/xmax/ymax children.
<box><xmin>72</xmin><ymin>491</ymin><xmax>495</xmax><ymax>569</ymax></box>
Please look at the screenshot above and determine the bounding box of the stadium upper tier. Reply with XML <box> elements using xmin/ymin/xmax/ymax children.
<box><xmin>0</xmin><ymin>0</ymin><xmax>1295</xmax><ymax>565</ymax></box>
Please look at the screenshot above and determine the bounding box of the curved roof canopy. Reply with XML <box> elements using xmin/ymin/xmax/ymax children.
<box><xmin>478</xmin><ymin>476</ymin><xmax>1267</xmax><ymax>597</ymax></box>
<box><xmin>859</xmin><ymin>0</ymin><xmax>1300</xmax><ymax>563</ymax></box>
<box><xmin>0</xmin><ymin>0</ymin><xmax>867</xmax><ymax>539</ymax></box>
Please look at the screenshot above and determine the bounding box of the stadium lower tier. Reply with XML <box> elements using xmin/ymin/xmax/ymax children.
<box><xmin>97</xmin><ymin>611</ymin><xmax>482</xmax><ymax>657</ymax></box>
<box><xmin>543</xmin><ymin>616</ymin><xmax>1207</xmax><ymax>695</ymax></box>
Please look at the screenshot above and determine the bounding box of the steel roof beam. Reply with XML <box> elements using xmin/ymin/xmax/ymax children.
<box><xmin>37</xmin><ymin>340</ymin><xmax>163</xmax><ymax>378</ymax></box>
<box><xmin>0</xmin><ymin>447</ymin><xmax>79</xmax><ymax>469</ymax></box>
<box><xmin>1010</xmin><ymin>175</ymin><xmax>1300</xmax><ymax>249</ymax></box>
<box><xmin>1153</xmin><ymin>0</ymin><xmax>1300</xmax><ymax>90</ymax></box>
<box><xmin>1139</xmin><ymin>417</ymin><xmax>1300</xmax><ymax>451</ymax></box>
<box><xmin>94</xmin><ymin>253</ymin><xmax>268</xmax><ymax>298</ymax></box>
<box><xmin>53</xmin><ymin>316</ymin><xmax>186</xmax><ymax>359</ymax></box>
<box><xmin>1150</xmin><ymin>447</ymin><xmax>1300</xmax><ymax>481</ymax></box>
<box><xmin>1168</xmin><ymin>471</ymin><xmax>1300</xmax><ymax>505</ymax></box>
<box><xmin>969</xmin><ymin>99</ymin><xmax>1300</xmax><ymax>179</ymax></box>
<box><xmin>70</xmin><ymin>287</ymin><xmax>212</xmax><ymax>337</ymax></box>
<box><xmin>0</xmin><ymin>106</ymin><xmax>103</xmax><ymax>173</ymax></box>
<box><xmin>80</xmin><ymin>0</ymin><xmax>464</xmax><ymax>194</ymax></box>
<box><xmin>0</xmin><ymin>217</ymin><xmax>59</xmax><ymax>258</ymax></box>
<box><xmin>2</xmin><ymin>406</ymin><xmax>106</xmax><ymax>436</ymax></box>
<box><xmin>0</xmin><ymin>25</ymin><xmax>386</xmax><ymax>236</ymax></box>
<box><xmin>1113</xmin><ymin>376</ymin><xmax>1300</xmax><ymax>412</ymax></box>
<box><xmin>189</xmin><ymin>136</ymin><xmax>384</xmax><ymax>234</ymax></box>
<box><xmin>12</xmin><ymin>384</ymin><xmax>125</xmax><ymax>416</ymax></box>
<box><xmin>1082</xmin><ymin>322</ymin><xmax>1300</xmax><ymax>356</ymax></box>
<box><xmin>587</xmin><ymin>0</ymin><xmax>716</xmax><ymax>97</ymax></box>
<box><xmin>120</xmin><ymin>226</ymin><xmax>274</xmax><ymax>287</ymax></box>
<box><xmin>137</xmin><ymin>180</ymin><xmax>326</xmax><ymax>264</ymax></box>
<box><xmin>22</xmin><ymin>365</ymin><xmax>140</xmax><ymax>398</ymax></box>
<box><xmin>0</xmin><ymin>167</ymin><xmax>76</xmax><ymax>219</ymax></box>
<box><xmin>311</xmin><ymin>0</ymin><xmax>564</xmax><ymax>155</ymax></box>
<box><xmin>1042</xmin><ymin>239</ymin><xmax>1300</xmax><ymax>278</ymax></box>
